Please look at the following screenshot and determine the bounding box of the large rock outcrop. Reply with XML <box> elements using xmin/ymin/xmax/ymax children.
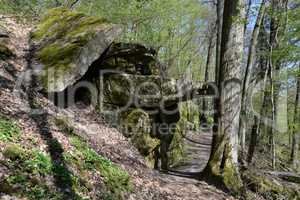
<box><xmin>30</xmin><ymin>8</ymin><xmax>122</xmax><ymax>92</ymax></box>
<box><xmin>29</xmin><ymin>8</ymin><xmax>202</xmax><ymax>169</ymax></box>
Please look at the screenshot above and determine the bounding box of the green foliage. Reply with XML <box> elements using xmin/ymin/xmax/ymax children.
<box><xmin>179</xmin><ymin>101</ymin><xmax>200</xmax><ymax>130</ymax></box>
<box><xmin>55</xmin><ymin>116</ymin><xmax>132</xmax><ymax>199</ymax></box>
<box><xmin>0</xmin><ymin>0</ymin><xmax>64</xmax><ymax>17</ymax></box>
<box><xmin>4</xmin><ymin>173</ymin><xmax>63</xmax><ymax>200</ymax></box>
<box><xmin>69</xmin><ymin>135</ymin><xmax>132</xmax><ymax>199</ymax></box>
<box><xmin>75</xmin><ymin>0</ymin><xmax>208</xmax><ymax>79</ymax></box>
<box><xmin>169</xmin><ymin>124</ymin><xmax>186</xmax><ymax>167</ymax></box>
<box><xmin>0</xmin><ymin>117</ymin><xmax>21</xmax><ymax>141</ymax></box>
<box><xmin>1</xmin><ymin>144</ymin><xmax>63</xmax><ymax>199</ymax></box>
<box><xmin>24</xmin><ymin>150</ymin><xmax>53</xmax><ymax>175</ymax></box>
<box><xmin>1</xmin><ymin>0</ymin><xmax>209</xmax><ymax>80</ymax></box>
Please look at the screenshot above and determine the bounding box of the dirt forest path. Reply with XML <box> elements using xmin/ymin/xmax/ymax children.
<box><xmin>170</xmin><ymin>129</ymin><xmax>213</xmax><ymax>174</ymax></box>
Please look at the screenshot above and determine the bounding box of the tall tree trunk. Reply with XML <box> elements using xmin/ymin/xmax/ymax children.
<box><xmin>247</xmin><ymin>116</ymin><xmax>258</xmax><ymax>163</ymax></box>
<box><xmin>211</xmin><ymin>0</ymin><xmax>223</xmax><ymax>157</ymax></box>
<box><xmin>211</xmin><ymin>0</ymin><xmax>223</xmax><ymax>160</ymax></box>
<box><xmin>215</xmin><ymin>0</ymin><xmax>222</xmax><ymax>83</ymax></box>
<box><xmin>203</xmin><ymin>0</ymin><xmax>245</xmax><ymax>191</ymax></box>
<box><xmin>290</xmin><ymin>65</ymin><xmax>300</xmax><ymax>169</ymax></box>
<box><xmin>267</xmin><ymin>45</ymin><xmax>277</xmax><ymax>169</ymax></box>
<box><xmin>201</xmin><ymin>27</ymin><xmax>215</xmax><ymax>124</ymax></box>
<box><xmin>247</xmin><ymin>23</ymin><xmax>270</xmax><ymax>164</ymax></box>
<box><xmin>239</xmin><ymin>0</ymin><xmax>266</xmax><ymax>161</ymax></box>
<box><xmin>267</xmin><ymin>0</ymin><xmax>288</xmax><ymax>169</ymax></box>
<box><xmin>247</xmin><ymin>64</ymin><xmax>269</xmax><ymax>164</ymax></box>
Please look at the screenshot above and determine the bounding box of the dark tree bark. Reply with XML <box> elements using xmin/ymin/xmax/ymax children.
<box><xmin>215</xmin><ymin>0</ymin><xmax>222</xmax><ymax>83</ymax></box>
<box><xmin>210</xmin><ymin>0</ymin><xmax>223</xmax><ymax>160</ymax></box>
<box><xmin>203</xmin><ymin>0</ymin><xmax>245</xmax><ymax>191</ymax></box>
<box><xmin>247</xmin><ymin>116</ymin><xmax>258</xmax><ymax>163</ymax></box>
<box><xmin>290</xmin><ymin>65</ymin><xmax>300</xmax><ymax>169</ymax></box>
<box><xmin>247</xmin><ymin>65</ymin><xmax>269</xmax><ymax>164</ymax></box>
<box><xmin>200</xmin><ymin>24</ymin><xmax>215</xmax><ymax>124</ymax></box>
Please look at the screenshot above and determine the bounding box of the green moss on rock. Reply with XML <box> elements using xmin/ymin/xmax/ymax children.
<box><xmin>3</xmin><ymin>144</ymin><xmax>25</xmax><ymax>161</ymax></box>
<box><xmin>120</xmin><ymin>109</ymin><xmax>160</xmax><ymax>166</ymax></box>
<box><xmin>31</xmin><ymin>7</ymin><xmax>121</xmax><ymax>92</ymax></box>
<box><xmin>222</xmin><ymin>159</ymin><xmax>243</xmax><ymax>194</ymax></box>
<box><xmin>31</xmin><ymin>8</ymin><xmax>108</xmax><ymax>42</ymax></box>
<box><xmin>169</xmin><ymin>123</ymin><xmax>186</xmax><ymax>167</ymax></box>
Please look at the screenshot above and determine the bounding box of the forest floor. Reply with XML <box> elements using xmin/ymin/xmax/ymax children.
<box><xmin>0</xmin><ymin>88</ymin><xmax>235</xmax><ymax>200</ymax></box>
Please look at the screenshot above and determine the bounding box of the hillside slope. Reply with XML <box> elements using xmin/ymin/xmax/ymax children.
<box><xmin>0</xmin><ymin>15</ymin><xmax>235</xmax><ymax>200</ymax></box>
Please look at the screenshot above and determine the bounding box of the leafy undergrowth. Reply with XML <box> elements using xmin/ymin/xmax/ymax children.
<box><xmin>0</xmin><ymin>116</ymin><xmax>132</xmax><ymax>200</ymax></box>
<box><xmin>242</xmin><ymin>169</ymin><xmax>300</xmax><ymax>200</ymax></box>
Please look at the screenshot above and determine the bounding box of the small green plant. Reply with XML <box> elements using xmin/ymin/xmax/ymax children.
<box><xmin>5</xmin><ymin>173</ymin><xmax>62</xmax><ymax>200</ymax></box>
<box><xmin>69</xmin><ymin>135</ymin><xmax>132</xmax><ymax>199</ymax></box>
<box><xmin>54</xmin><ymin>117</ymin><xmax>75</xmax><ymax>135</ymax></box>
<box><xmin>0</xmin><ymin>117</ymin><xmax>21</xmax><ymax>141</ymax></box>
<box><xmin>24</xmin><ymin>150</ymin><xmax>52</xmax><ymax>175</ymax></box>
<box><xmin>3</xmin><ymin>144</ymin><xmax>25</xmax><ymax>160</ymax></box>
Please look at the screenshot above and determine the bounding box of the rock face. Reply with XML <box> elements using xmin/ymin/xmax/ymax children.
<box><xmin>94</xmin><ymin>42</ymin><xmax>181</xmax><ymax>109</ymax></box>
<box><xmin>0</xmin><ymin>25</ymin><xmax>15</xmax><ymax>88</ymax></box>
<box><xmin>88</xmin><ymin>42</ymin><xmax>185</xmax><ymax>168</ymax></box>
<box><xmin>101</xmin><ymin>42</ymin><xmax>160</xmax><ymax>75</ymax></box>
<box><xmin>30</xmin><ymin>8</ymin><xmax>122</xmax><ymax>92</ymax></box>
<box><xmin>120</xmin><ymin>109</ymin><xmax>160</xmax><ymax>167</ymax></box>
<box><xmin>28</xmin><ymin>8</ymin><xmax>195</xmax><ymax>168</ymax></box>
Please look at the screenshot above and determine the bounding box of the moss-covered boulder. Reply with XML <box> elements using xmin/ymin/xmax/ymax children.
<box><xmin>30</xmin><ymin>8</ymin><xmax>122</xmax><ymax>92</ymax></box>
<box><xmin>120</xmin><ymin>109</ymin><xmax>160</xmax><ymax>166</ymax></box>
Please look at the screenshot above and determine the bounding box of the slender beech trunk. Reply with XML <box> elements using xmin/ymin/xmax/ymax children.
<box><xmin>268</xmin><ymin>50</ymin><xmax>276</xmax><ymax>170</ymax></box>
<box><xmin>247</xmin><ymin>69</ymin><xmax>269</xmax><ymax>163</ymax></box>
<box><xmin>203</xmin><ymin>0</ymin><xmax>245</xmax><ymax>191</ymax></box>
<box><xmin>291</xmin><ymin>65</ymin><xmax>300</xmax><ymax>169</ymax></box>
<box><xmin>270</xmin><ymin>0</ymin><xmax>288</xmax><ymax>125</ymax></box>
<box><xmin>268</xmin><ymin>0</ymin><xmax>288</xmax><ymax>169</ymax></box>
<box><xmin>211</xmin><ymin>0</ymin><xmax>223</xmax><ymax>155</ymax></box>
<box><xmin>247</xmin><ymin>25</ymin><xmax>269</xmax><ymax>164</ymax></box>
<box><xmin>239</xmin><ymin>0</ymin><xmax>266</xmax><ymax>160</ymax></box>
<box><xmin>201</xmin><ymin>28</ymin><xmax>215</xmax><ymax>123</ymax></box>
